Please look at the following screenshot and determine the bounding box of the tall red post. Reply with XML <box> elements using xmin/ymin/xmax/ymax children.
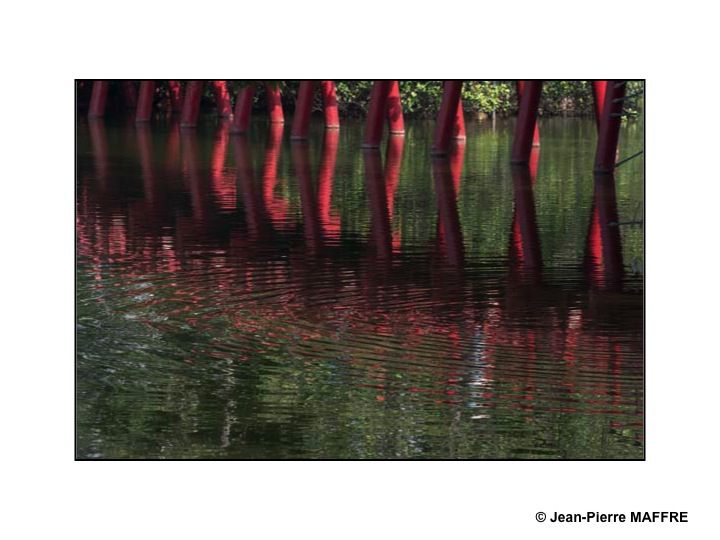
<box><xmin>363</xmin><ymin>81</ymin><xmax>393</xmax><ymax>148</ymax></box>
<box><xmin>135</xmin><ymin>81</ymin><xmax>156</xmax><ymax>123</ymax></box>
<box><xmin>266</xmin><ymin>85</ymin><xmax>284</xmax><ymax>124</ymax></box>
<box><xmin>511</xmin><ymin>80</ymin><xmax>543</xmax><ymax>164</ymax></box>
<box><xmin>230</xmin><ymin>84</ymin><xmax>256</xmax><ymax>134</ymax></box>
<box><xmin>88</xmin><ymin>81</ymin><xmax>110</xmax><ymax>118</ymax></box>
<box><xmin>594</xmin><ymin>80</ymin><xmax>626</xmax><ymax>173</ymax></box>
<box><xmin>291</xmin><ymin>81</ymin><xmax>316</xmax><ymax>140</ymax></box>
<box><xmin>591</xmin><ymin>80</ymin><xmax>608</xmax><ymax>131</ymax></box>
<box><xmin>321</xmin><ymin>81</ymin><xmax>340</xmax><ymax>129</ymax></box>
<box><xmin>516</xmin><ymin>81</ymin><xmax>540</xmax><ymax>146</ymax></box>
<box><xmin>180</xmin><ymin>81</ymin><xmax>204</xmax><ymax>128</ymax></box>
<box><xmin>453</xmin><ymin>98</ymin><xmax>466</xmax><ymax>140</ymax></box>
<box><xmin>212</xmin><ymin>80</ymin><xmax>232</xmax><ymax>117</ymax></box>
<box><xmin>121</xmin><ymin>81</ymin><xmax>138</xmax><ymax>110</ymax></box>
<box><xmin>168</xmin><ymin>81</ymin><xmax>183</xmax><ymax>112</ymax></box>
<box><xmin>386</xmin><ymin>81</ymin><xmax>405</xmax><ymax>135</ymax></box>
<box><xmin>432</xmin><ymin>80</ymin><xmax>463</xmax><ymax>155</ymax></box>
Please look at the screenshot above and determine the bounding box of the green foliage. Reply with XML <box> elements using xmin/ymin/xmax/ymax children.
<box><xmin>118</xmin><ymin>80</ymin><xmax>644</xmax><ymax>120</ymax></box>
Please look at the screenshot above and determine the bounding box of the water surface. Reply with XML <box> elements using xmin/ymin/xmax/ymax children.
<box><xmin>76</xmin><ymin>115</ymin><xmax>644</xmax><ymax>459</ymax></box>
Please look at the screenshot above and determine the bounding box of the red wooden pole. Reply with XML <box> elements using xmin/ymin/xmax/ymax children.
<box><xmin>453</xmin><ymin>98</ymin><xmax>466</xmax><ymax>139</ymax></box>
<box><xmin>432</xmin><ymin>80</ymin><xmax>463</xmax><ymax>155</ymax></box>
<box><xmin>291</xmin><ymin>81</ymin><xmax>316</xmax><ymax>140</ymax></box>
<box><xmin>594</xmin><ymin>80</ymin><xmax>626</xmax><ymax>173</ymax></box>
<box><xmin>88</xmin><ymin>81</ymin><xmax>110</xmax><ymax>118</ymax></box>
<box><xmin>230</xmin><ymin>84</ymin><xmax>255</xmax><ymax>134</ymax></box>
<box><xmin>511</xmin><ymin>80</ymin><xmax>543</xmax><ymax>163</ymax></box>
<box><xmin>168</xmin><ymin>81</ymin><xmax>183</xmax><ymax>112</ymax></box>
<box><xmin>121</xmin><ymin>81</ymin><xmax>138</xmax><ymax>110</ymax></box>
<box><xmin>516</xmin><ymin>81</ymin><xmax>540</xmax><ymax>146</ymax></box>
<box><xmin>266</xmin><ymin>85</ymin><xmax>284</xmax><ymax>124</ymax></box>
<box><xmin>363</xmin><ymin>81</ymin><xmax>392</xmax><ymax>148</ymax></box>
<box><xmin>386</xmin><ymin>80</ymin><xmax>405</xmax><ymax>135</ymax></box>
<box><xmin>180</xmin><ymin>81</ymin><xmax>204</xmax><ymax>128</ymax></box>
<box><xmin>135</xmin><ymin>80</ymin><xmax>155</xmax><ymax>123</ymax></box>
<box><xmin>321</xmin><ymin>81</ymin><xmax>340</xmax><ymax>129</ymax></box>
<box><xmin>591</xmin><ymin>80</ymin><xmax>608</xmax><ymax>131</ymax></box>
<box><xmin>212</xmin><ymin>80</ymin><xmax>232</xmax><ymax>117</ymax></box>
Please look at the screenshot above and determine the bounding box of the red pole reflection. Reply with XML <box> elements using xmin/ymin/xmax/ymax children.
<box><xmin>363</xmin><ymin>149</ymin><xmax>392</xmax><ymax>260</ymax></box>
<box><xmin>432</xmin><ymin>156</ymin><xmax>464</xmax><ymax>266</ymax></box>
<box><xmin>88</xmin><ymin>118</ymin><xmax>108</xmax><ymax>189</ymax></box>
<box><xmin>586</xmin><ymin>173</ymin><xmax>623</xmax><ymax>290</ymax></box>
<box><xmin>292</xmin><ymin>142</ymin><xmax>323</xmax><ymax>252</ymax></box>
<box><xmin>261</xmin><ymin>123</ymin><xmax>289</xmax><ymax>228</ymax></box>
<box><xmin>136</xmin><ymin>123</ymin><xmax>156</xmax><ymax>203</ymax></box>
<box><xmin>165</xmin><ymin>120</ymin><xmax>181</xmax><ymax>169</ymax></box>
<box><xmin>317</xmin><ymin>129</ymin><xmax>340</xmax><ymax>237</ymax></box>
<box><xmin>509</xmin><ymin>165</ymin><xmax>542</xmax><ymax>281</ymax></box>
<box><xmin>233</xmin><ymin>135</ymin><xmax>267</xmax><ymax>239</ymax></box>
<box><xmin>384</xmin><ymin>135</ymin><xmax>405</xmax><ymax>252</ymax></box>
<box><xmin>180</xmin><ymin>130</ymin><xmax>209</xmax><ymax>222</ymax></box>
<box><xmin>210</xmin><ymin>122</ymin><xmax>235</xmax><ymax>211</ymax></box>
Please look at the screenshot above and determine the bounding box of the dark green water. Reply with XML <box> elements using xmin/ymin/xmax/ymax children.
<box><xmin>76</xmin><ymin>115</ymin><xmax>644</xmax><ymax>459</ymax></box>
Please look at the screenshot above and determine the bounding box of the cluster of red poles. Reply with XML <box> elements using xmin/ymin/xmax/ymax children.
<box><xmin>86</xmin><ymin>80</ymin><xmax>631</xmax><ymax>173</ymax></box>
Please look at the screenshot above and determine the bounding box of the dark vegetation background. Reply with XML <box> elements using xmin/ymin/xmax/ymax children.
<box><xmin>76</xmin><ymin>80</ymin><xmax>644</xmax><ymax>119</ymax></box>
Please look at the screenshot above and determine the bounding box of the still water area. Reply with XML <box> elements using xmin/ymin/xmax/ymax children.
<box><xmin>76</xmin><ymin>115</ymin><xmax>644</xmax><ymax>459</ymax></box>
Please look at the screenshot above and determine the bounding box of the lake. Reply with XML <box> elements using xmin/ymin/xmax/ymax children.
<box><xmin>76</xmin><ymin>114</ymin><xmax>644</xmax><ymax>459</ymax></box>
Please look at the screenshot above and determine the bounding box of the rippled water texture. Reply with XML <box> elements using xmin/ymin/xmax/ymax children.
<box><xmin>76</xmin><ymin>115</ymin><xmax>644</xmax><ymax>459</ymax></box>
